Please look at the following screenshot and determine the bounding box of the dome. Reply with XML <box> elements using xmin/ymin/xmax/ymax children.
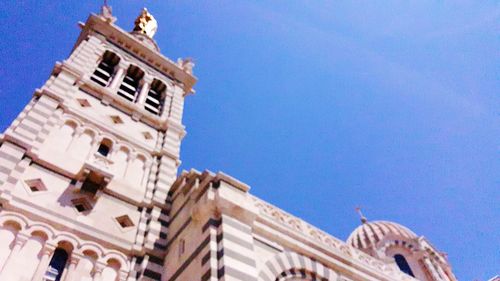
<box><xmin>347</xmin><ymin>221</ymin><xmax>417</xmax><ymax>251</ymax></box>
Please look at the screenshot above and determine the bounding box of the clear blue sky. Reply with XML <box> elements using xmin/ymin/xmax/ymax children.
<box><xmin>0</xmin><ymin>1</ymin><xmax>498</xmax><ymax>280</ymax></box>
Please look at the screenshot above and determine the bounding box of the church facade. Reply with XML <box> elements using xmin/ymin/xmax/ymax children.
<box><xmin>0</xmin><ymin>6</ymin><xmax>457</xmax><ymax>281</ymax></box>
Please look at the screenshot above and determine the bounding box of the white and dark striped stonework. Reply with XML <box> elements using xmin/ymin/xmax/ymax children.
<box><xmin>0</xmin><ymin>7</ymin><xmax>458</xmax><ymax>281</ymax></box>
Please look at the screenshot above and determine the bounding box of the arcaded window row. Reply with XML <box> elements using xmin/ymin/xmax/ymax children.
<box><xmin>91</xmin><ymin>50</ymin><xmax>168</xmax><ymax>116</ymax></box>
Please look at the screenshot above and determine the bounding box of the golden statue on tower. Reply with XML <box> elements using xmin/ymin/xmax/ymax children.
<box><xmin>133</xmin><ymin>8</ymin><xmax>158</xmax><ymax>38</ymax></box>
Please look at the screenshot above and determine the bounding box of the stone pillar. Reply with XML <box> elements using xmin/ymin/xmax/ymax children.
<box><xmin>160</xmin><ymin>90</ymin><xmax>173</xmax><ymax>117</ymax></box>
<box><xmin>101</xmin><ymin>266</ymin><xmax>118</xmax><ymax>281</ymax></box>
<box><xmin>31</xmin><ymin>243</ymin><xmax>56</xmax><ymax>281</ymax></box>
<box><xmin>67</xmin><ymin>126</ymin><xmax>84</xmax><ymax>153</ymax></box>
<box><xmin>0</xmin><ymin>226</ymin><xmax>18</xmax><ymax>271</ymax></box>
<box><xmin>136</xmin><ymin>76</ymin><xmax>152</xmax><ymax>105</ymax></box>
<box><xmin>0</xmin><ymin>233</ymin><xmax>28</xmax><ymax>276</ymax></box>
<box><xmin>218</xmin><ymin>214</ymin><xmax>259</xmax><ymax>281</ymax></box>
<box><xmin>191</xmin><ymin>176</ymin><xmax>259</xmax><ymax>281</ymax></box>
<box><xmin>86</xmin><ymin>134</ymin><xmax>102</xmax><ymax>160</ymax></box>
<box><xmin>63</xmin><ymin>255</ymin><xmax>80</xmax><ymax>281</ymax></box>
<box><xmin>118</xmin><ymin>270</ymin><xmax>128</xmax><ymax>281</ymax></box>
<box><xmin>19</xmin><ymin>235</ymin><xmax>46</xmax><ymax>280</ymax></box>
<box><xmin>72</xmin><ymin>255</ymin><xmax>96</xmax><ymax>281</ymax></box>
<box><xmin>93</xmin><ymin>262</ymin><xmax>106</xmax><ymax>281</ymax></box>
<box><xmin>108</xmin><ymin>63</ymin><xmax>128</xmax><ymax>90</ymax></box>
<box><xmin>124</xmin><ymin>153</ymin><xmax>137</xmax><ymax>180</ymax></box>
<box><xmin>168</xmin><ymin>83</ymin><xmax>186</xmax><ymax>123</ymax></box>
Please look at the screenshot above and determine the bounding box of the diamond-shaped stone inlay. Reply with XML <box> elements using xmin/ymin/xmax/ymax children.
<box><xmin>77</xmin><ymin>98</ymin><xmax>91</xmax><ymax>107</ymax></box>
<box><xmin>115</xmin><ymin>215</ymin><xmax>134</xmax><ymax>228</ymax></box>
<box><xmin>110</xmin><ymin>115</ymin><xmax>124</xmax><ymax>124</ymax></box>
<box><xmin>25</xmin><ymin>179</ymin><xmax>47</xmax><ymax>192</ymax></box>
<box><xmin>142</xmin><ymin>132</ymin><xmax>153</xmax><ymax>140</ymax></box>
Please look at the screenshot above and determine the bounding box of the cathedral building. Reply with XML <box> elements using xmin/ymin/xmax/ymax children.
<box><xmin>0</xmin><ymin>6</ymin><xmax>458</xmax><ymax>281</ymax></box>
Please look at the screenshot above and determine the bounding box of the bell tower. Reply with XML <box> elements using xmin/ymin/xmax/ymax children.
<box><xmin>0</xmin><ymin>5</ymin><xmax>195</xmax><ymax>281</ymax></box>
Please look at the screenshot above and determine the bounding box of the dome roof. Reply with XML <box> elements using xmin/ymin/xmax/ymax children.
<box><xmin>347</xmin><ymin>221</ymin><xmax>417</xmax><ymax>250</ymax></box>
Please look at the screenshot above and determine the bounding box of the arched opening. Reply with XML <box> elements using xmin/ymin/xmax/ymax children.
<box><xmin>82</xmin><ymin>249</ymin><xmax>98</xmax><ymax>260</ymax></box>
<box><xmin>45</xmin><ymin>248</ymin><xmax>69</xmax><ymax>281</ymax></box>
<box><xmin>126</xmin><ymin>154</ymin><xmax>147</xmax><ymax>188</ymax></box>
<box><xmin>70</xmin><ymin>129</ymin><xmax>95</xmax><ymax>160</ymax></box>
<box><xmin>74</xmin><ymin>250</ymin><xmax>98</xmax><ymax>280</ymax></box>
<box><xmin>97</xmin><ymin>138</ymin><xmax>113</xmax><ymax>157</ymax></box>
<box><xmin>118</xmin><ymin>65</ymin><xmax>144</xmax><ymax>102</ymax></box>
<box><xmin>394</xmin><ymin>254</ymin><xmax>415</xmax><ymax>277</ymax></box>
<box><xmin>144</xmin><ymin>79</ymin><xmax>166</xmax><ymax>115</ymax></box>
<box><xmin>112</xmin><ymin>146</ymin><xmax>129</xmax><ymax>177</ymax></box>
<box><xmin>0</xmin><ymin>221</ymin><xmax>21</xmax><ymax>270</ymax></box>
<box><xmin>52</xmin><ymin>121</ymin><xmax>77</xmax><ymax>152</ymax></box>
<box><xmin>101</xmin><ymin>258</ymin><xmax>121</xmax><ymax>281</ymax></box>
<box><xmin>91</xmin><ymin>51</ymin><xmax>120</xmax><ymax>87</ymax></box>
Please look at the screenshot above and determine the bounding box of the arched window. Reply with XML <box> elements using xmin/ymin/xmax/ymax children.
<box><xmin>118</xmin><ymin>65</ymin><xmax>144</xmax><ymax>102</ymax></box>
<box><xmin>44</xmin><ymin>248</ymin><xmax>69</xmax><ymax>281</ymax></box>
<box><xmin>91</xmin><ymin>51</ymin><xmax>120</xmax><ymax>87</ymax></box>
<box><xmin>53</xmin><ymin>121</ymin><xmax>76</xmax><ymax>152</ymax></box>
<box><xmin>97</xmin><ymin>138</ymin><xmax>113</xmax><ymax>157</ymax></box>
<box><xmin>101</xmin><ymin>259</ymin><xmax>121</xmax><ymax>281</ymax></box>
<box><xmin>394</xmin><ymin>254</ymin><xmax>415</xmax><ymax>277</ymax></box>
<box><xmin>70</xmin><ymin>129</ymin><xmax>95</xmax><ymax>160</ymax></box>
<box><xmin>112</xmin><ymin>146</ymin><xmax>129</xmax><ymax>177</ymax></box>
<box><xmin>144</xmin><ymin>79</ymin><xmax>166</xmax><ymax>115</ymax></box>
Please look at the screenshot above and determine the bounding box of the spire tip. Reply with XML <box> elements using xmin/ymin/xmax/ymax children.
<box><xmin>355</xmin><ymin>207</ymin><xmax>368</xmax><ymax>224</ymax></box>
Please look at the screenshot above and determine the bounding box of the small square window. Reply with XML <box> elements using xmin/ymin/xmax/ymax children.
<box><xmin>71</xmin><ymin>198</ymin><xmax>91</xmax><ymax>213</ymax></box>
<box><xmin>115</xmin><ymin>215</ymin><xmax>134</xmax><ymax>228</ymax></box>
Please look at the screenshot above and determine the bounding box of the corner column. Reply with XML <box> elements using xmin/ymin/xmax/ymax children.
<box><xmin>92</xmin><ymin>262</ymin><xmax>106</xmax><ymax>281</ymax></box>
<box><xmin>63</xmin><ymin>254</ymin><xmax>81</xmax><ymax>281</ymax></box>
<box><xmin>218</xmin><ymin>214</ymin><xmax>259</xmax><ymax>281</ymax></box>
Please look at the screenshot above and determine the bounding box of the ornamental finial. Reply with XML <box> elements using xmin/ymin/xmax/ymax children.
<box><xmin>133</xmin><ymin>8</ymin><xmax>158</xmax><ymax>38</ymax></box>
<box><xmin>355</xmin><ymin>207</ymin><xmax>368</xmax><ymax>224</ymax></box>
<box><xmin>100</xmin><ymin>0</ymin><xmax>116</xmax><ymax>23</ymax></box>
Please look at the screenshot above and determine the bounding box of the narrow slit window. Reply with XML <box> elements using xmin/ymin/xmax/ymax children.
<box><xmin>179</xmin><ymin>239</ymin><xmax>185</xmax><ymax>256</ymax></box>
<box><xmin>91</xmin><ymin>51</ymin><xmax>120</xmax><ymax>87</ymax></box>
<box><xmin>117</xmin><ymin>65</ymin><xmax>144</xmax><ymax>102</ymax></box>
<box><xmin>144</xmin><ymin>79</ymin><xmax>166</xmax><ymax>115</ymax></box>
